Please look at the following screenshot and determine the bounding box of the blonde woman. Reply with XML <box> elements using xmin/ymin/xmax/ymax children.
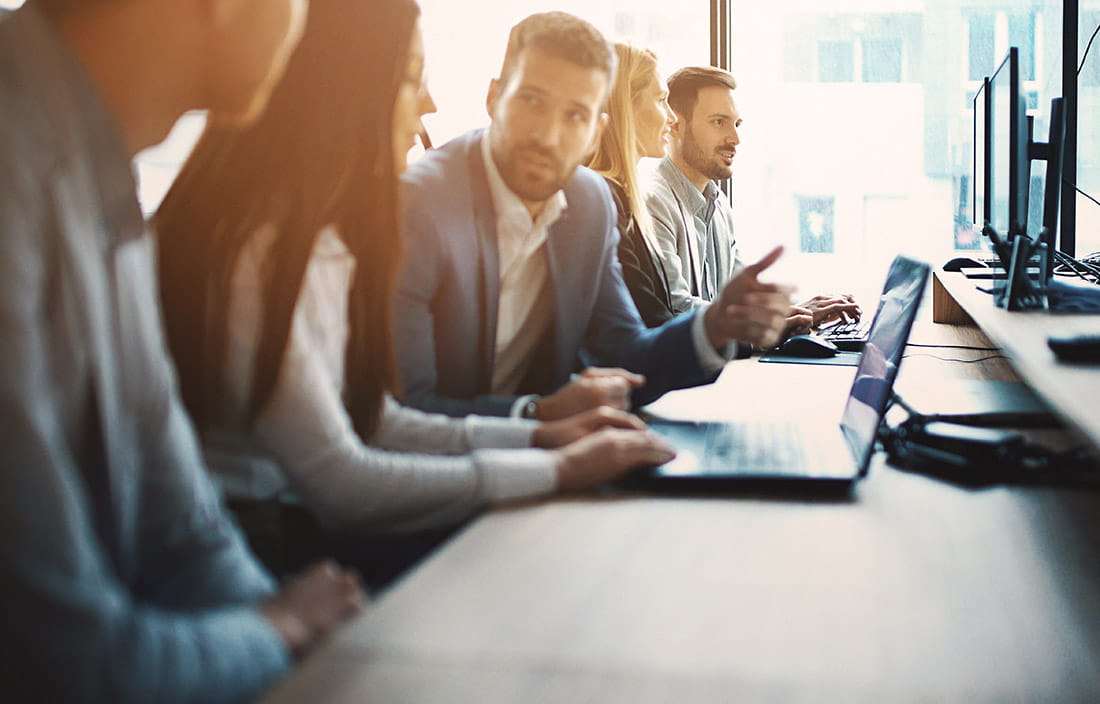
<box><xmin>588</xmin><ymin>44</ymin><xmax>677</xmax><ymax>327</ymax></box>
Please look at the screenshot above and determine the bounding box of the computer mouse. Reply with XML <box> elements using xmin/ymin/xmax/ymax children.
<box><xmin>943</xmin><ymin>256</ymin><xmax>987</xmax><ymax>272</ymax></box>
<box><xmin>777</xmin><ymin>334</ymin><xmax>839</xmax><ymax>358</ymax></box>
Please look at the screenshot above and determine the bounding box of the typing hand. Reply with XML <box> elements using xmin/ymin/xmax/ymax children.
<box><xmin>532</xmin><ymin>406</ymin><xmax>648</xmax><ymax>448</ymax></box>
<box><xmin>782</xmin><ymin>305</ymin><xmax>815</xmax><ymax>339</ymax></box>
<box><xmin>532</xmin><ymin>367</ymin><xmax>645</xmax><ymax>421</ymax></box>
<box><xmin>553</xmin><ymin>427</ymin><xmax>676</xmax><ymax>491</ymax></box>
<box><xmin>260</xmin><ymin>561</ymin><xmax>364</xmax><ymax>657</ymax></box>
<box><xmin>704</xmin><ymin>245</ymin><xmax>795</xmax><ymax>350</ymax></box>
<box><xmin>801</xmin><ymin>293</ymin><xmax>861</xmax><ymax>328</ymax></box>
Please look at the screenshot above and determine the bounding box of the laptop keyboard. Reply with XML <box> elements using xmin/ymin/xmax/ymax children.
<box><xmin>706</xmin><ymin>422</ymin><xmax>831</xmax><ymax>473</ymax></box>
<box><xmin>818</xmin><ymin>318</ymin><xmax>872</xmax><ymax>350</ymax></box>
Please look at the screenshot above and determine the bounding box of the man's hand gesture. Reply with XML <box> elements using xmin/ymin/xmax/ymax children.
<box><xmin>703</xmin><ymin>245</ymin><xmax>795</xmax><ymax>350</ymax></box>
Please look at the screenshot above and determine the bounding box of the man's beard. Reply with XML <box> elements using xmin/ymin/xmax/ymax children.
<box><xmin>681</xmin><ymin>122</ymin><xmax>732</xmax><ymax>182</ymax></box>
<box><xmin>494</xmin><ymin>141</ymin><xmax>573</xmax><ymax>203</ymax></box>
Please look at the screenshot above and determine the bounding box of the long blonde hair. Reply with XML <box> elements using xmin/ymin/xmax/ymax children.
<box><xmin>588</xmin><ymin>43</ymin><xmax>660</xmax><ymax>238</ymax></box>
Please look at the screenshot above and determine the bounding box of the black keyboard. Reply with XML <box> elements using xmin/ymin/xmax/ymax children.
<box><xmin>818</xmin><ymin>318</ymin><xmax>871</xmax><ymax>351</ymax></box>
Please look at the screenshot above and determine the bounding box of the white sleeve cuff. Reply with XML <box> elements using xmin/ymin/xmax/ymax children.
<box><xmin>463</xmin><ymin>414</ymin><xmax>537</xmax><ymax>449</ymax></box>
<box><xmin>474</xmin><ymin>448</ymin><xmax>558</xmax><ymax>502</ymax></box>
<box><xmin>690</xmin><ymin>308</ymin><xmax>737</xmax><ymax>372</ymax></box>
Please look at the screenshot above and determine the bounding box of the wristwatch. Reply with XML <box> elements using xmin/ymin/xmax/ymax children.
<box><xmin>521</xmin><ymin>397</ymin><xmax>540</xmax><ymax>419</ymax></box>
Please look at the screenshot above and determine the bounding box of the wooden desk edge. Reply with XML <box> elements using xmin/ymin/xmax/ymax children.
<box><xmin>931</xmin><ymin>270</ymin><xmax>976</xmax><ymax>325</ymax></box>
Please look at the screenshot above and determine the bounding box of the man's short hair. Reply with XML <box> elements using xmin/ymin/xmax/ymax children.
<box><xmin>498</xmin><ymin>11</ymin><xmax>616</xmax><ymax>87</ymax></box>
<box><xmin>667</xmin><ymin>66</ymin><xmax>738</xmax><ymax>120</ymax></box>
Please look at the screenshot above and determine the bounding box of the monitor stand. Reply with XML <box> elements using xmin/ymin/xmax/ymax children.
<box><xmin>986</xmin><ymin>225</ymin><xmax>1048</xmax><ymax>311</ymax></box>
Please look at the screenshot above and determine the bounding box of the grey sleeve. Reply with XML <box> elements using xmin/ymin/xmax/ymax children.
<box><xmin>0</xmin><ymin>134</ymin><xmax>289</xmax><ymax>704</ymax></box>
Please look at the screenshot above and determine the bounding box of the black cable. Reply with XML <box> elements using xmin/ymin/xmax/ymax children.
<box><xmin>1053</xmin><ymin>251</ymin><xmax>1092</xmax><ymax>281</ymax></box>
<box><xmin>906</xmin><ymin>343</ymin><xmax>1000</xmax><ymax>351</ymax></box>
<box><xmin>902</xmin><ymin>353</ymin><xmax>1008</xmax><ymax>363</ymax></box>
<box><xmin>1065</xmin><ymin>177</ymin><xmax>1100</xmax><ymax>209</ymax></box>
<box><xmin>1080</xmin><ymin>21</ymin><xmax>1100</xmax><ymax>76</ymax></box>
<box><xmin>1054</xmin><ymin>250</ymin><xmax>1100</xmax><ymax>283</ymax></box>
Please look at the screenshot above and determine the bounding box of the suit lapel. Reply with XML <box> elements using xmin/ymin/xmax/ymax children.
<box><xmin>466</xmin><ymin>135</ymin><xmax>501</xmax><ymax>390</ymax></box>
<box><xmin>667</xmin><ymin>185</ymin><xmax>703</xmax><ymax>297</ymax></box>
<box><xmin>545</xmin><ymin>207</ymin><xmax>579</xmax><ymax>382</ymax></box>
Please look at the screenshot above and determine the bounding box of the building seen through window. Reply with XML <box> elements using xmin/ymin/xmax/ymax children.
<box><xmin>728</xmin><ymin>1</ymin><xmax>1062</xmax><ymax>298</ymax></box>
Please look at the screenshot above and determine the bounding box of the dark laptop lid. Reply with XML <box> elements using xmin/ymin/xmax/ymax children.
<box><xmin>840</xmin><ymin>255</ymin><xmax>931</xmax><ymax>476</ymax></box>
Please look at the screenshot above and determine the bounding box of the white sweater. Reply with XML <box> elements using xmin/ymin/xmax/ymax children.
<box><xmin>203</xmin><ymin>226</ymin><xmax>557</xmax><ymax>531</ymax></box>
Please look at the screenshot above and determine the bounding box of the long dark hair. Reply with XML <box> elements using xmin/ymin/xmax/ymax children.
<box><xmin>156</xmin><ymin>0</ymin><xmax>419</xmax><ymax>441</ymax></box>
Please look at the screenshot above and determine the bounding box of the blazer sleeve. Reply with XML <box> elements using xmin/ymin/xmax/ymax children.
<box><xmin>0</xmin><ymin>142</ymin><xmax>288</xmax><ymax>704</ymax></box>
<box><xmin>581</xmin><ymin>185</ymin><xmax>718</xmax><ymax>407</ymax></box>
<box><xmin>644</xmin><ymin>185</ymin><xmax>710</xmax><ymax>313</ymax></box>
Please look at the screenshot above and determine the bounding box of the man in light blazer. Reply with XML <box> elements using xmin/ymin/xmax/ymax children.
<box><xmin>646</xmin><ymin>65</ymin><xmax>862</xmax><ymax>334</ymax></box>
<box><xmin>395</xmin><ymin>11</ymin><xmax>795</xmax><ymax>421</ymax></box>
<box><xmin>0</xmin><ymin>1</ymin><xmax>361</xmax><ymax>702</ymax></box>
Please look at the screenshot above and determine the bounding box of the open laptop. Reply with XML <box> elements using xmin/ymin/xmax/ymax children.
<box><xmin>630</xmin><ymin>255</ymin><xmax>930</xmax><ymax>492</ymax></box>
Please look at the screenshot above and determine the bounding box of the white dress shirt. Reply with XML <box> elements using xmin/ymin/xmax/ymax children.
<box><xmin>204</xmin><ymin>225</ymin><xmax>557</xmax><ymax>531</ymax></box>
<box><xmin>480</xmin><ymin>133</ymin><xmax>566</xmax><ymax>396</ymax></box>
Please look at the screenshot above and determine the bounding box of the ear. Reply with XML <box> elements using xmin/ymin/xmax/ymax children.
<box><xmin>485</xmin><ymin>78</ymin><xmax>501</xmax><ymax>119</ymax></box>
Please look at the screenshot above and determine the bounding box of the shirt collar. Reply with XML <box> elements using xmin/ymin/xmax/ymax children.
<box><xmin>27</xmin><ymin>6</ymin><xmax>144</xmax><ymax>245</ymax></box>
<box><xmin>659</xmin><ymin>155</ymin><xmax>718</xmax><ymax>219</ymax></box>
<box><xmin>480</xmin><ymin>130</ymin><xmax>567</xmax><ymax>232</ymax></box>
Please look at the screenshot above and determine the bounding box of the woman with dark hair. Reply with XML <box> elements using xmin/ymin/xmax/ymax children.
<box><xmin>156</xmin><ymin>0</ymin><xmax>672</xmax><ymax>580</ymax></box>
<box><xmin>588</xmin><ymin>43</ymin><xmax>677</xmax><ymax>328</ymax></box>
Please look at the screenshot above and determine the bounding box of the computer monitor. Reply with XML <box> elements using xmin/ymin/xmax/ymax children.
<box><xmin>972</xmin><ymin>77</ymin><xmax>991</xmax><ymax>229</ymax></box>
<box><xmin>987</xmin><ymin>47</ymin><xmax>1029</xmax><ymax>240</ymax></box>
<box><xmin>1028</xmin><ymin>97</ymin><xmax>1066</xmax><ymax>280</ymax></box>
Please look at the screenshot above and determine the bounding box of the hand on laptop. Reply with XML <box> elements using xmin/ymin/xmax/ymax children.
<box><xmin>704</xmin><ymin>245</ymin><xmax>796</xmax><ymax>351</ymax></box>
<box><xmin>260</xmin><ymin>561</ymin><xmax>365</xmax><ymax>658</ymax></box>
<box><xmin>532</xmin><ymin>406</ymin><xmax>648</xmax><ymax>448</ymax></box>
<box><xmin>552</xmin><ymin>427</ymin><xmax>676</xmax><ymax>491</ymax></box>
<box><xmin>801</xmin><ymin>293</ymin><xmax>862</xmax><ymax>327</ymax></box>
<box><xmin>530</xmin><ymin>367</ymin><xmax>645</xmax><ymax>421</ymax></box>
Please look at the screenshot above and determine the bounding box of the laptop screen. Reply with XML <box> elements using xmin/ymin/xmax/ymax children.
<box><xmin>839</xmin><ymin>256</ymin><xmax>930</xmax><ymax>474</ymax></box>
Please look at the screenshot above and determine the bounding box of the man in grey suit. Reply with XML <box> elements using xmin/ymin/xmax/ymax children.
<box><xmin>646</xmin><ymin>65</ymin><xmax>862</xmax><ymax>335</ymax></box>
<box><xmin>0</xmin><ymin>1</ymin><xmax>361</xmax><ymax>702</ymax></box>
<box><xmin>395</xmin><ymin>12</ymin><xmax>795</xmax><ymax>421</ymax></box>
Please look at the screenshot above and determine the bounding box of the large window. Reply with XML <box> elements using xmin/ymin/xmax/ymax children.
<box><xmin>729</xmin><ymin>0</ymin><xmax>1062</xmax><ymax>298</ymax></box>
<box><xmin>42</xmin><ymin>0</ymin><xmax>1083</xmax><ymax>268</ymax></box>
<box><xmin>1078</xmin><ymin>4</ymin><xmax>1100</xmax><ymax>257</ymax></box>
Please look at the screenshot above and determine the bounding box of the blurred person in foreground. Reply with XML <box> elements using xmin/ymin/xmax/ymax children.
<box><xmin>0</xmin><ymin>0</ymin><xmax>364</xmax><ymax>701</ymax></box>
